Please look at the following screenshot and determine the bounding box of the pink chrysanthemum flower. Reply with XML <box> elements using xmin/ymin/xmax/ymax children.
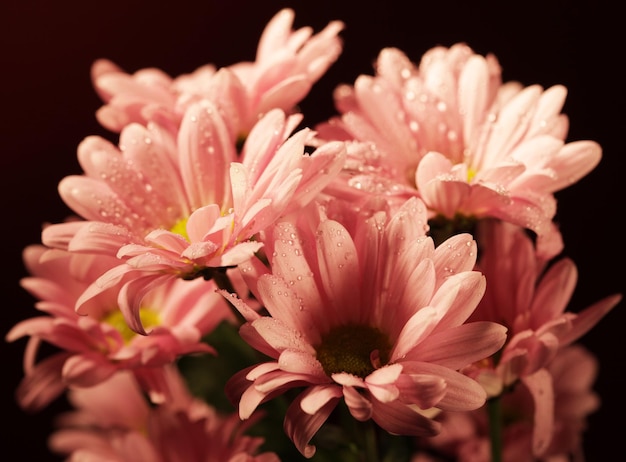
<box><xmin>225</xmin><ymin>198</ymin><xmax>507</xmax><ymax>458</ymax></box>
<box><xmin>416</xmin><ymin>345</ymin><xmax>601</xmax><ymax>462</ymax></box>
<box><xmin>92</xmin><ymin>8</ymin><xmax>344</xmax><ymax>138</ymax></box>
<box><xmin>49</xmin><ymin>366</ymin><xmax>280</xmax><ymax>462</ymax></box>
<box><xmin>316</xmin><ymin>43</ymin><xmax>601</xmax><ymax>258</ymax></box>
<box><xmin>41</xmin><ymin>106</ymin><xmax>346</xmax><ymax>334</ymax></box>
<box><xmin>471</xmin><ymin>220</ymin><xmax>620</xmax><ymax>385</ymax></box>
<box><xmin>6</xmin><ymin>244</ymin><xmax>233</xmax><ymax>410</ymax></box>
<box><xmin>462</xmin><ymin>219</ymin><xmax>621</xmax><ymax>456</ymax></box>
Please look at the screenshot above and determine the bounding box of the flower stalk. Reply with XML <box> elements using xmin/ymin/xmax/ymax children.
<box><xmin>488</xmin><ymin>395</ymin><xmax>503</xmax><ymax>462</ymax></box>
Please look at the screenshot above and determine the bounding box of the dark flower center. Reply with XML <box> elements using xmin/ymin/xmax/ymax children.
<box><xmin>316</xmin><ymin>324</ymin><xmax>392</xmax><ymax>378</ymax></box>
<box><xmin>428</xmin><ymin>213</ymin><xmax>477</xmax><ymax>247</ymax></box>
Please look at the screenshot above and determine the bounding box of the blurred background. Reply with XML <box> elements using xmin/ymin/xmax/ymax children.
<box><xmin>1</xmin><ymin>0</ymin><xmax>623</xmax><ymax>459</ymax></box>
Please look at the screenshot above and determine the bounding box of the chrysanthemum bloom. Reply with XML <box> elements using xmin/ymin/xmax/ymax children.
<box><xmin>315</xmin><ymin>43</ymin><xmax>601</xmax><ymax>258</ymax></box>
<box><xmin>6</xmin><ymin>244</ymin><xmax>233</xmax><ymax>410</ymax></box>
<box><xmin>471</xmin><ymin>220</ymin><xmax>620</xmax><ymax>384</ymax></box>
<box><xmin>415</xmin><ymin>344</ymin><xmax>601</xmax><ymax>462</ymax></box>
<box><xmin>92</xmin><ymin>8</ymin><xmax>344</xmax><ymax>139</ymax></box>
<box><xmin>49</xmin><ymin>366</ymin><xmax>280</xmax><ymax>462</ymax></box>
<box><xmin>463</xmin><ymin>219</ymin><xmax>621</xmax><ymax>456</ymax></box>
<box><xmin>41</xmin><ymin>105</ymin><xmax>346</xmax><ymax>334</ymax></box>
<box><xmin>225</xmin><ymin>198</ymin><xmax>508</xmax><ymax>458</ymax></box>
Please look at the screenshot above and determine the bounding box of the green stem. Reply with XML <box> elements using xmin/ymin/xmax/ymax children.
<box><xmin>488</xmin><ymin>395</ymin><xmax>502</xmax><ymax>462</ymax></box>
<box><xmin>360</xmin><ymin>420</ymin><xmax>379</xmax><ymax>462</ymax></box>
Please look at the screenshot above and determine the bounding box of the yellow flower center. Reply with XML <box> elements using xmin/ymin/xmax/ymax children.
<box><xmin>467</xmin><ymin>167</ymin><xmax>477</xmax><ymax>183</ymax></box>
<box><xmin>316</xmin><ymin>324</ymin><xmax>392</xmax><ymax>378</ymax></box>
<box><xmin>104</xmin><ymin>308</ymin><xmax>161</xmax><ymax>343</ymax></box>
<box><xmin>171</xmin><ymin>217</ymin><xmax>190</xmax><ymax>241</ymax></box>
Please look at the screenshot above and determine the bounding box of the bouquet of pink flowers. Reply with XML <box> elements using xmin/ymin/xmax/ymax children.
<box><xmin>7</xmin><ymin>8</ymin><xmax>621</xmax><ymax>462</ymax></box>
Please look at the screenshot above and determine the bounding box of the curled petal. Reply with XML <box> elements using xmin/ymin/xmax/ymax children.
<box><xmin>284</xmin><ymin>389</ymin><xmax>340</xmax><ymax>458</ymax></box>
<box><xmin>343</xmin><ymin>385</ymin><xmax>373</xmax><ymax>421</ymax></box>
<box><xmin>300</xmin><ymin>384</ymin><xmax>342</xmax><ymax>415</ymax></box>
<box><xmin>371</xmin><ymin>397</ymin><xmax>441</xmax><ymax>437</ymax></box>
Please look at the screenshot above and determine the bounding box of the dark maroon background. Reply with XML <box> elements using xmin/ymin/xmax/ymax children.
<box><xmin>1</xmin><ymin>0</ymin><xmax>623</xmax><ymax>460</ymax></box>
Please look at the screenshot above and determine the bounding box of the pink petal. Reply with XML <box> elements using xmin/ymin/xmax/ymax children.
<box><xmin>548</xmin><ymin>140</ymin><xmax>602</xmax><ymax>192</ymax></box>
<box><xmin>300</xmin><ymin>384</ymin><xmax>343</xmax><ymax>414</ymax></box>
<box><xmin>178</xmin><ymin>100</ymin><xmax>233</xmax><ymax>210</ymax></box>
<box><xmin>62</xmin><ymin>353</ymin><xmax>118</xmax><ymax>388</ymax></box>
<box><xmin>400</xmin><ymin>361</ymin><xmax>487</xmax><ymax>411</ymax></box>
<box><xmin>431</xmin><ymin>272</ymin><xmax>486</xmax><ymax>331</ymax></box>
<box><xmin>527</xmin><ymin>84</ymin><xmax>567</xmax><ymax>138</ymax></box>
<box><xmin>392</xmin><ymin>307</ymin><xmax>438</xmax><ymax>359</ymax></box>
<box><xmin>58</xmin><ymin>175</ymin><xmax>134</xmax><ymax>226</ymax></box>
<box><xmin>458</xmin><ymin>55</ymin><xmax>490</xmax><ymax>145</ymax></box>
<box><xmin>343</xmin><ymin>385</ymin><xmax>373</xmax><ymax>420</ymax></box>
<box><xmin>256</xmin><ymin>275</ymin><xmax>320</xmax><ymax>342</ymax></box>
<box><xmin>253</xmin><ymin>370</ymin><xmax>315</xmax><ymax>395</ymax></box>
<box><xmin>218</xmin><ymin>241</ymin><xmax>264</xmax><ymax>267</ymax></box>
<box><xmin>331</xmin><ymin>372</ymin><xmax>365</xmax><ymax>387</ymax></box>
<box><xmin>366</xmin><ymin>364</ymin><xmax>402</xmax><ymax>403</ymax></box>
<box><xmin>68</xmin><ymin>221</ymin><xmax>135</xmax><ymax>254</ymax></box>
<box><xmin>522</xmin><ymin>369</ymin><xmax>554</xmax><ymax>457</ymax></box>
<box><xmin>288</xmin><ymin>141</ymin><xmax>347</xmax><ymax>211</ymax></box>
<box><xmin>239</xmin><ymin>379</ymin><xmax>270</xmax><ymax>420</ymax></box>
<box><xmin>530</xmin><ymin>258</ymin><xmax>577</xmax><ymax>324</ymax></box>
<box><xmin>395</xmin><ymin>373</ymin><xmax>446</xmax><ymax>409</ymax></box>
<box><xmin>256</xmin><ymin>76</ymin><xmax>311</xmax><ymax>117</ymax></box>
<box><xmin>387</xmin><ymin>259</ymin><xmax>435</xmax><ymax>328</ymax></box>
<box><xmin>370</xmin><ymin>397</ymin><xmax>441</xmax><ymax>437</ymax></box>
<box><xmin>481</xmin><ymin>85</ymin><xmax>542</xmax><ymax>167</ymax></box>
<box><xmin>236</xmin><ymin>322</ymin><xmax>280</xmax><ymax>358</ymax></box>
<box><xmin>246</xmin><ymin>362</ymin><xmax>281</xmax><ymax>381</ymax></box>
<box><xmin>279</xmin><ymin>349</ymin><xmax>326</xmax><ymax>378</ymax></box>
<box><xmin>142</xmin><ymin>229</ymin><xmax>189</xmax><ymax>254</ymax></box>
<box><xmin>559</xmin><ymin>294</ymin><xmax>622</xmax><ymax>346</ymax></box>
<box><xmin>218</xmin><ymin>290</ymin><xmax>260</xmax><ymax>323</ymax></box>
<box><xmin>417</xmin><ymin>159</ymin><xmax>471</xmax><ymax>217</ymax></box>
<box><xmin>432</xmin><ymin>233</ymin><xmax>478</xmax><ymax>284</ymax></box>
<box><xmin>404</xmin><ymin>321</ymin><xmax>507</xmax><ymax>369</ymax></box>
<box><xmin>229</xmin><ymin>161</ymin><xmax>251</xmax><ymax>215</ymax></box>
<box><xmin>353</xmin><ymin>75</ymin><xmax>416</xmax><ymax>157</ymax></box>
<box><xmin>315</xmin><ymin>219</ymin><xmax>361</xmax><ymax>324</ymax></box>
<box><xmin>117</xmin><ymin>273</ymin><xmax>173</xmax><ymax>335</ymax></box>
<box><xmin>185</xmin><ymin>204</ymin><xmax>221</xmax><ymax>243</ymax></box>
<box><xmin>41</xmin><ymin>221</ymin><xmax>88</xmax><ymax>250</ymax></box>
<box><xmin>15</xmin><ymin>352</ymin><xmax>70</xmax><ymax>411</ymax></box>
<box><xmin>284</xmin><ymin>388</ymin><xmax>340</xmax><ymax>458</ymax></box>
<box><xmin>250</xmin><ymin>317</ymin><xmax>316</xmax><ymax>355</ymax></box>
